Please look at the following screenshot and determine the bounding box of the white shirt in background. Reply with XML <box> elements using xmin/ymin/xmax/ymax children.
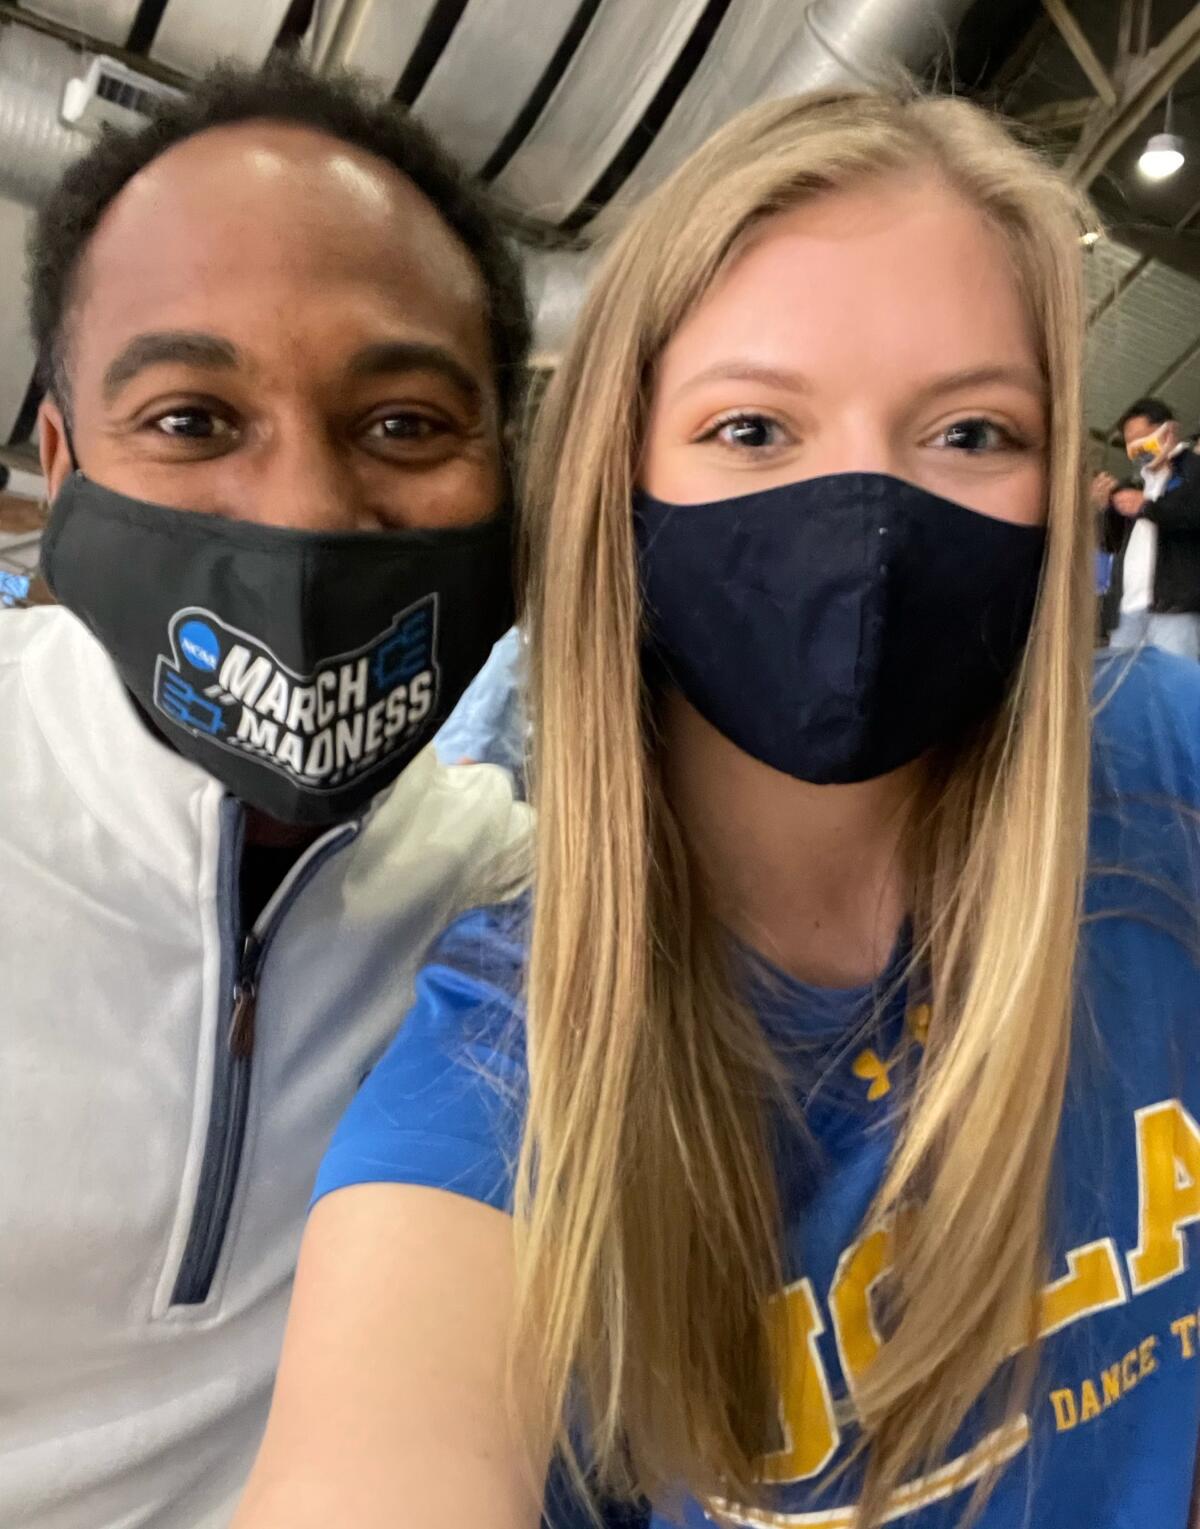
<box><xmin>1120</xmin><ymin>460</ymin><xmax>1172</xmax><ymax>616</ymax></box>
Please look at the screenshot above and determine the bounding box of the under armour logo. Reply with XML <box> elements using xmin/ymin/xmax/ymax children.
<box><xmin>852</xmin><ymin>1048</ymin><xmax>892</xmax><ymax>1101</ymax></box>
<box><xmin>908</xmin><ymin>1002</ymin><xmax>932</xmax><ymax>1045</ymax></box>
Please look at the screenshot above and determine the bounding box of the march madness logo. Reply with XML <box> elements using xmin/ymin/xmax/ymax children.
<box><xmin>152</xmin><ymin>597</ymin><xmax>439</xmax><ymax>791</ymax></box>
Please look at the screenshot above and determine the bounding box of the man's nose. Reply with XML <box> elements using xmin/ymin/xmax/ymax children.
<box><xmin>245</xmin><ymin>425</ymin><xmax>363</xmax><ymax>533</ymax></box>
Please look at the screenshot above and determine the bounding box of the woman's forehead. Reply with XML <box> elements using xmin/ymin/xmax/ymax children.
<box><xmin>656</xmin><ymin>174</ymin><xmax>1038</xmax><ymax>397</ymax></box>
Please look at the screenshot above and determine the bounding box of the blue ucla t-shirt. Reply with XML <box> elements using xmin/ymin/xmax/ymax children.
<box><xmin>315</xmin><ymin>648</ymin><xmax>1200</xmax><ymax>1529</ymax></box>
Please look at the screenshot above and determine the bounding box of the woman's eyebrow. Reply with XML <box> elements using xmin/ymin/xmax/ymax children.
<box><xmin>673</xmin><ymin>360</ymin><xmax>815</xmax><ymax>397</ymax></box>
<box><xmin>915</xmin><ymin>363</ymin><xmax>1046</xmax><ymax>400</ymax></box>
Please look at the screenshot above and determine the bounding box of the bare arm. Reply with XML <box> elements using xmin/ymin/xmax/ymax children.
<box><xmin>233</xmin><ymin>1184</ymin><xmax>545</xmax><ymax>1529</ymax></box>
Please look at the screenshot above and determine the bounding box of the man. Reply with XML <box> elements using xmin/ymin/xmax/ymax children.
<box><xmin>1</xmin><ymin>58</ymin><xmax>529</xmax><ymax>1528</ymax></box>
<box><xmin>1091</xmin><ymin>397</ymin><xmax>1200</xmax><ymax>659</ymax></box>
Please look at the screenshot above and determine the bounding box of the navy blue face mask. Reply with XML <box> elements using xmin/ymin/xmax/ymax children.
<box><xmin>634</xmin><ymin>472</ymin><xmax>1046</xmax><ymax>784</ymax></box>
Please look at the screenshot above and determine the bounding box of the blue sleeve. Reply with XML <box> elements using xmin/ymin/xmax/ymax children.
<box><xmin>434</xmin><ymin>628</ymin><xmax>526</xmax><ymax>773</ymax></box>
<box><xmin>313</xmin><ymin>902</ymin><xmax>529</xmax><ymax>1214</ymax></box>
<box><xmin>1088</xmin><ymin>650</ymin><xmax>1200</xmax><ymax>934</ymax></box>
<box><xmin>1093</xmin><ymin>648</ymin><xmax>1200</xmax><ymax>808</ymax></box>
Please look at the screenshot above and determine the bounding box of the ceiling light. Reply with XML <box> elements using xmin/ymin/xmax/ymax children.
<box><xmin>1138</xmin><ymin>132</ymin><xmax>1185</xmax><ymax>180</ymax></box>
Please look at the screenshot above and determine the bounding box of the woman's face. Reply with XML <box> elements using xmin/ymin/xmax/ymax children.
<box><xmin>642</xmin><ymin>171</ymin><xmax>1048</xmax><ymax>528</ymax></box>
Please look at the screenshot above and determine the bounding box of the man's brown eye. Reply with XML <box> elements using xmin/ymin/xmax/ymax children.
<box><xmin>154</xmin><ymin>410</ymin><xmax>229</xmax><ymax>439</ymax></box>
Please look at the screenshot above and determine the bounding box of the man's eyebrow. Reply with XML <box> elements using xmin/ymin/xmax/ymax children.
<box><xmin>347</xmin><ymin>341</ymin><xmax>483</xmax><ymax>407</ymax></box>
<box><xmin>102</xmin><ymin>331</ymin><xmax>240</xmax><ymax>404</ymax></box>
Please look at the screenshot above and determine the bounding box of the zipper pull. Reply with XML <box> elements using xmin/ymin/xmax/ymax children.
<box><xmin>229</xmin><ymin>935</ymin><xmax>260</xmax><ymax>1059</ymax></box>
<box><xmin>229</xmin><ymin>979</ymin><xmax>257</xmax><ymax>1059</ymax></box>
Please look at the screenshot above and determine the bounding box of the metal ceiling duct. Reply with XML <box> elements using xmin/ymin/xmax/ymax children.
<box><xmin>770</xmin><ymin>0</ymin><xmax>975</xmax><ymax>95</ymax></box>
<box><xmin>531</xmin><ymin>0</ymin><xmax>976</xmax><ymax>353</ymax></box>
<box><xmin>0</xmin><ymin>22</ymin><xmax>90</xmax><ymax>206</ymax></box>
<box><xmin>522</xmin><ymin>247</ymin><xmax>599</xmax><ymax>364</ymax></box>
<box><xmin>590</xmin><ymin>0</ymin><xmax>977</xmax><ymax>237</ymax></box>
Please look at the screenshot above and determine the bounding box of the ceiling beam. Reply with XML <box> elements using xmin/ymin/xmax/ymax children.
<box><xmin>1019</xmin><ymin>96</ymin><xmax>1096</xmax><ymax>130</ymax></box>
<box><xmin>1067</xmin><ymin>6</ymin><xmax>1200</xmax><ymax>188</ymax></box>
<box><xmin>1041</xmin><ymin>0</ymin><xmax>1116</xmax><ymax>106</ymax></box>
<box><xmin>993</xmin><ymin>13</ymin><xmax>1054</xmax><ymax>110</ymax></box>
<box><xmin>1174</xmin><ymin>194</ymin><xmax>1200</xmax><ymax>233</ymax></box>
<box><xmin>1114</xmin><ymin>0</ymin><xmax>1152</xmax><ymax>83</ymax></box>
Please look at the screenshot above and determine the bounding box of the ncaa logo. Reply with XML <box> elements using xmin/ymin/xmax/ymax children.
<box><xmin>179</xmin><ymin>619</ymin><xmax>221</xmax><ymax>673</ymax></box>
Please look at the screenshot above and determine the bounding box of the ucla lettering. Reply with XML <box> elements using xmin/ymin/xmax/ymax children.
<box><xmin>734</xmin><ymin>1099</ymin><xmax>1200</xmax><ymax>1525</ymax></box>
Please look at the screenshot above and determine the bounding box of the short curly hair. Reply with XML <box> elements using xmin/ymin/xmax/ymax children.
<box><xmin>1117</xmin><ymin>396</ymin><xmax>1174</xmax><ymax>432</ymax></box>
<box><xmin>27</xmin><ymin>54</ymin><xmax>531</xmax><ymax>429</ymax></box>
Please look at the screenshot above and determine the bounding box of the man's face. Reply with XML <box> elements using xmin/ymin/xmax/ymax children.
<box><xmin>39</xmin><ymin>122</ymin><xmax>503</xmax><ymax>533</ymax></box>
<box><xmin>1122</xmin><ymin>413</ymin><xmax>1176</xmax><ymax>473</ymax></box>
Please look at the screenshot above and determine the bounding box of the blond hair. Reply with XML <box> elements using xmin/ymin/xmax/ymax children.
<box><xmin>517</xmin><ymin>89</ymin><xmax>1094</xmax><ymax>1525</ymax></box>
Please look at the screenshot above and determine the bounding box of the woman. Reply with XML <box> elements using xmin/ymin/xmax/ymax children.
<box><xmin>236</xmin><ymin>90</ymin><xmax>1200</xmax><ymax>1528</ymax></box>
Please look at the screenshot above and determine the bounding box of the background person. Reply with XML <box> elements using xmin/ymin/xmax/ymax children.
<box><xmin>1090</xmin><ymin>396</ymin><xmax>1200</xmax><ymax>659</ymax></box>
<box><xmin>1</xmin><ymin>58</ymin><xmax>529</xmax><ymax>1529</ymax></box>
<box><xmin>235</xmin><ymin>92</ymin><xmax>1200</xmax><ymax>1529</ymax></box>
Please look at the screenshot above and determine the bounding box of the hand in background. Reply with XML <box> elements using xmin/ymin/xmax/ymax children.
<box><xmin>1090</xmin><ymin>471</ymin><xmax>1119</xmax><ymax>511</ymax></box>
<box><xmin>1111</xmin><ymin>488</ymin><xmax>1145</xmax><ymax>519</ymax></box>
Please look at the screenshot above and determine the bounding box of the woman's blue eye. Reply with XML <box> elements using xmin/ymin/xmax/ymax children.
<box><xmin>710</xmin><ymin>414</ymin><xmax>783</xmax><ymax>450</ymax></box>
<box><xmin>936</xmin><ymin>418</ymin><xmax>1012</xmax><ymax>453</ymax></box>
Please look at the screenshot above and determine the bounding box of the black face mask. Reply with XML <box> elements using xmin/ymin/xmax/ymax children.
<box><xmin>634</xmin><ymin>472</ymin><xmax>1045</xmax><ymax>784</ymax></box>
<box><xmin>41</xmin><ymin>473</ymin><xmax>514</xmax><ymax>826</ymax></box>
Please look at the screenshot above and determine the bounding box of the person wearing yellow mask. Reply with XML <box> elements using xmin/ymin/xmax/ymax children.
<box><xmin>1090</xmin><ymin>396</ymin><xmax>1200</xmax><ymax>658</ymax></box>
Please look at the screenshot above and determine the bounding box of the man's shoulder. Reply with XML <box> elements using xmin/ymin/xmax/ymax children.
<box><xmin>0</xmin><ymin>604</ymin><xmax>69</xmax><ymax>670</ymax></box>
<box><xmin>362</xmin><ymin>751</ymin><xmax>531</xmax><ymax>912</ymax></box>
<box><xmin>1168</xmin><ymin>442</ymin><xmax>1200</xmax><ymax>486</ymax></box>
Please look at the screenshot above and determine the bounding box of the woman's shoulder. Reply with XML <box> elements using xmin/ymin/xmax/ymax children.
<box><xmin>312</xmin><ymin>894</ymin><xmax>532</xmax><ymax>1215</ymax></box>
<box><xmin>1092</xmin><ymin>648</ymin><xmax>1200</xmax><ymax>807</ymax></box>
<box><xmin>424</xmin><ymin>892</ymin><xmax>531</xmax><ymax>999</ymax></box>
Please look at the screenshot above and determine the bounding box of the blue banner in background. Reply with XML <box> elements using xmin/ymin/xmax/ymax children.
<box><xmin>0</xmin><ymin>572</ymin><xmax>30</xmax><ymax>607</ymax></box>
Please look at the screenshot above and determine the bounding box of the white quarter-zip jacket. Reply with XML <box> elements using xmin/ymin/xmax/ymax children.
<box><xmin>0</xmin><ymin>606</ymin><xmax>528</xmax><ymax>1528</ymax></box>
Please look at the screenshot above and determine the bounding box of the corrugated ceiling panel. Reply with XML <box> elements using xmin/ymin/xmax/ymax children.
<box><xmin>324</xmin><ymin>0</ymin><xmax>440</xmax><ymax>93</ymax></box>
<box><xmin>1160</xmin><ymin>355</ymin><xmax>1200</xmax><ymax>434</ymax></box>
<box><xmin>1085</xmin><ymin>261</ymin><xmax>1200</xmax><ymax>433</ymax></box>
<box><xmin>17</xmin><ymin>0</ymin><xmax>139</xmax><ymax>45</ymax></box>
<box><xmin>491</xmin><ymin>0</ymin><xmax>709</xmax><ymax>220</ymax></box>
<box><xmin>414</xmin><ymin>0</ymin><xmax>581</xmax><ymax>175</ymax></box>
<box><xmin>1083</xmin><ymin>239</ymin><xmax>1142</xmax><ymax>316</ymax></box>
<box><xmin>152</xmin><ymin>0</ymin><xmax>295</xmax><ymax>74</ymax></box>
<box><xmin>0</xmin><ymin>199</ymin><xmax>37</xmax><ymax>445</ymax></box>
<box><xmin>589</xmin><ymin>0</ymin><xmax>812</xmax><ymax>237</ymax></box>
